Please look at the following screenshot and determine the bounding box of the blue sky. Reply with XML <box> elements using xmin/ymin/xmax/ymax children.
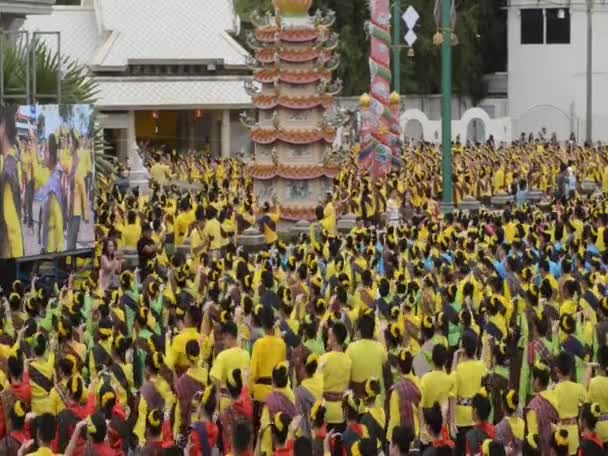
<box><xmin>16</xmin><ymin>104</ymin><xmax>94</xmax><ymax>139</ymax></box>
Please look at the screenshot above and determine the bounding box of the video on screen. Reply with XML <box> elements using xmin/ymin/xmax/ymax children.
<box><xmin>0</xmin><ymin>104</ymin><xmax>95</xmax><ymax>259</ymax></box>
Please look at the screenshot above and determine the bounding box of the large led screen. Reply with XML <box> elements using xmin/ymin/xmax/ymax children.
<box><xmin>0</xmin><ymin>104</ymin><xmax>95</xmax><ymax>258</ymax></box>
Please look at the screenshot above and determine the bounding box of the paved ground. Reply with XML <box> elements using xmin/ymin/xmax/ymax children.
<box><xmin>22</xmin><ymin>200</ymin><xmax>95</xmax><ymax>257</ymax></box>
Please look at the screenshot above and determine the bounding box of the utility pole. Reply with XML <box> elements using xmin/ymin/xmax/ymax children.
<box><xmin>586</xmin><ymin>0</ymin><xmax>593</xmax><ymax>145</ymax></box>
<box><xmin>392</xmin><ymin>1</ymin><xmax>401</xmax><ymax>94</ymax></box>
<box><xmin>441</xmin><ymin>0</ymin><xmax>453</xmax><ymax>212</ymax></box>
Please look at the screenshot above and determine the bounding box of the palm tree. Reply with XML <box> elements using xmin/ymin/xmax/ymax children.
<box><xmin>2</xmin><ymin>38</ymin><xmax>97</xmax><ymax>105</ymax></box>
<box><xmin>2</xmin><ymin>38</ymin><xmax>115</xmax><ymax>182</ymax></box>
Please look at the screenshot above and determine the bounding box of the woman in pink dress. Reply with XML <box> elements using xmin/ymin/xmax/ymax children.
<box><xmin>100</xmin><ymin>239</ymin><xmax>122</xmax><ymax>290</ymax></box>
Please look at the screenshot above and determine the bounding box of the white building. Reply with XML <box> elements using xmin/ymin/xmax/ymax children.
<box><xmin>0</xmin><ymin>0</ymin><xmax>53</xmax><ymax>30</ymax></box>
<box><xmin>507</xmin><ymin>0</ymin><xmax>608</xmax><ymax>141</ymax></box>
<box><xmin>22</xmin><ymin>0</ymin><xmax>253</xmax><ymax>159</ymax></box>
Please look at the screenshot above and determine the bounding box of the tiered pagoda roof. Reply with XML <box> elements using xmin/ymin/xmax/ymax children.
<box><xmin>245</xmin><ymin>3</ymin><xmax>341</xmax><ymax>221</ymax></box>
<box><xmin>253</xmin><ymin>93</ymin><xmax>334</xmax><ymax>110</ymax></box>
<box><xmin>254</xmin><ymin>67</ymin><xmax>333</xmax><ymax>85</ymax></box>
<box><xmin>250</xmin><ymin>127</ymin><xmax>337</xmax><ymax>145</ymax></box>
<box><xmin>248</xmin><ymin>163</ymin><xmax>340</xmax><ymax>180</ymax></box>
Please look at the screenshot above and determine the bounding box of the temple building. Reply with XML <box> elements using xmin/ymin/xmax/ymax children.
<box><xmin>243</xmin><ymin>0</ymin><xmax>343</xmax><ymax>220</ymax></box>
<box><xmin>22</xmin><ymin>0</ymin><xmax>253</xmax><ymax>160</ymax></box>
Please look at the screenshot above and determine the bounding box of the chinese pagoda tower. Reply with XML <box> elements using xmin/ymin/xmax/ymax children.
<box><xmin>243</xmin><ymin>0</ymin><xmax>342</xmax><ymax>221</ymax></box>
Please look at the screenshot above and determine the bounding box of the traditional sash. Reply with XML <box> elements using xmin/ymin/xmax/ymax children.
<box><xmin>526</xmin><ymin>394</ymin><xmax>559</xmax><ymax>454</ymax></box>
<box><xmin>110</xmin><ymin>364</ymin><xmax>130</xmax><ymax>395</ymax></box>
<box><xmin>392</xmin><ymin>378</ymin><xmax>421</xmax><ymax>430</ymax></box>
<box><xmin>28</xmin><ymin>364</ymin><xmax>54</xmax><ymax>393</ymax></box>
<box><xmin>266</xmin><ymin>391</ymin><xmax>296</xmax><ymax>420</ymax></box>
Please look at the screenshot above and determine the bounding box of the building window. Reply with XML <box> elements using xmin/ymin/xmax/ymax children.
<box><xmin>546</xmin><ymin>8</ymin><xmax>570</xmax><ymax>44</ymax></box>
<box><xmin>521</xmin><ymin>9</ymin><xmax>544</xmax><ymax>44</ymax></box>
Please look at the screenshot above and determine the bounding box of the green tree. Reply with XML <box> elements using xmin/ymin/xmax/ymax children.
<box><xmin>2</xmin><ymin>39</ymin><xmax>97</xmax><ymax>105</ymax></box>
<box><xmin>236</xmin><ymin>0</ymin><xmax>502</xmax><ymax>102</ymax></box>
<box><xmin>1</xmin><ymin>39</ymin><xmax>113</xmax><ymax>180</ymax></box>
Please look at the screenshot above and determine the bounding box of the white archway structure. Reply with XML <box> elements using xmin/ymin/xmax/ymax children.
<box><xmin>403</xmin><ymin>119</ymin><xmax>425</xmax><ymax>141</ymax></box>
<box><xmin>400</xmin><ymin>109</ymin><xmax>432</xmax><ymax>142</ymax></box>
<box><xmin>458</xmin><ymin>107</ymin><xmax>491</xmax><ymax>142</ymax></box>
<box><xmin>400</xmin><ymin>106</ymin><xmax>512</xmax><ymax>144</ymax></box>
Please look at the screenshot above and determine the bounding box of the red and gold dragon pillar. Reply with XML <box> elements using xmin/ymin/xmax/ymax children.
<box><xmin>358</xmin><ymin>0</ymin><xmax>402</xmax><ymax>179</ymax></box>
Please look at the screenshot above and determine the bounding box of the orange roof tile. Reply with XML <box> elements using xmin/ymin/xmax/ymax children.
<box><xmin>250</xmin><ymin>128</ymin><xmax>337</xmax><ymax>145</ymax></box>
<box><xmin>255</xmin><ymin>48</ymin><xmax>276</xmax><ymax>63</ymax></box>
<box><xmin>254</xmin><ymin>68</ymin><xmax>332</xmax><ymax>85</ymax></box>
<box><xmin>280</xmin><ymin>69</ymin><xmax>332</xmax><ymax>84</ymax></box>
<box><xmin>255</xmin><ymin>26</ymin><xmax>278</xmax><ymax>43</ymax></box>
<box><xmin>254</xmin><ymin>68</ymin><xmax>279</xmax><ymax>83</ymax></box>
<box><xmin>253</xmin><ymin>94</ymin><xmax>335</xmax><ymax>110</ymax></box>
<box><xmin>255</xmin><ymin>47</ymin><xmax>334</xmax><ymax>64</ymax></box>
<box><xmin>247</xmin><ymin>163</ymin><xmax>340</xmax><ymax>180</ymax></box>
<box><xmin>278</xmin><ymin>28</ymin><xmax>318</xmax><ymax>43</ymax></box>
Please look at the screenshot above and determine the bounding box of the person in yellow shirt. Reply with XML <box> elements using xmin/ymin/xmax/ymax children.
<box><xmin>174</xmin><ymin>197</ymin><xmax>195</xmax><ymax>246</ymax></box>
<box><xmin>150</xmin><ymin>157</ymin><xmax>172</xmax><ymax>186</ymax></box>
<box><xmin>259</xmin><ymin>362</ymin><xmax>296</xmax><ymax>454</ymax></box>
<box><xmin>555</xmin><ymin>351</ymin><xmax>588</xmax><ymax>454</ymax></box>
<box><xmin>209</xmin><ymin>320</ymin><xmax>250</xmax><ymax>412</ymax></box>
<box><xmin>66</xmin><ymin>132</ymin><xmax>89</xmax><ymax>251</ymax></box>
<box><xmin>35</xmin><ymin>134</ymin><xmax>64</xmax><ymax>253</ymax></box>
<box><xmin>360</xmin><ymin>377</ymin><xmax>386</xmax><ymax>451</ymax></box>
<box><xmin>0</xmin><ymin>107</ymin><xmax>24</xmax><ymax>258</ymax></box>
<box><xmin>120</xmin><ymin>211</ymin><xmax>141</xmax><ymax>249</ymax></box>
<box><xmin>493</xmin><ymin>165</ymin><xmax>505</xmax><ymax>194</ymax></box>
<box><xmin>294</xmin><ymin>354</ymin><xmax>323</xmax><ymax>438</ymax></box>
<box><xmin>166</xmin><ymin>305</ymin><xmax>202</xmax><ymax>376</ymax></box>
<box><xmin>258</xmin><ymin>200</ymin><xmax>280</xmax><ymax>246</ymax></box>
<box><xmin>202</xmin><ymin>206</ymin><xmax>225</xmax><ymax>253</ymax></box>
<box><xmin>134</xmin><ymin>351</ymin><xmax>176</xmax><ymax>445</ymax></box>
<box><xmin>49</xmin><ymin>356</ymin><xmax>76</xmax><ymax>416</ymax></box>
<box><xmin>588</xmin><ymin>346</ymin><xmax>608</xmax><ymax>444</ymax></box>
<box><xmin>78</xmin><ymin>141</ymin><xmax>92</xmax><ymax>202</ymax></box>
<box><xmin>249</xmin><ymin>306</ymin><xmax>287</xmax><ymax>417</ymax></box>
<box><xmin>419</xmin><ymin>344</ymin><xmax>455</xmax><ymax>444</ymax></box>
<box><xmin>21</xmin><ymin>137</ymin><xmax>36</xmax><ymax>230</ymax></box>
<box><xmin>320</xmin><ymin>193</ymin><xmax>337</xmax><ymax>238</ymax></box>
<box><xmin>25</xmin><ymin>412</ymin><xmax>59</xmax><ymax>456</ymax></box>
<box><xmin>451</xmin><ymin>330</ymin><xmax>488</xmax><ymax>454</ymax></box>
<box><xmin>388</xmin><ymin>348</ymin><xmax>421</xmax><ymax>442</ymax></box>
<box><xmin>318</xmin><ymin>321</ymin><xmax>351</xmax><ymax>430</ymax></box>
<box><xmin>602</xmin><ymin>162</ymin><xmax>608</xmax><ymax>195</ymax></box>
<box><xmin>174</xmin><ymin>340</ymin><xmax>208</xmax><ymax>435</ymax></box>
<box><xmin>190</xmin><ymin>207</ymin><xmax>209</xmax><ymax>270</ymax></box>
<box><xmin>495</xmin><ymin>390</ymin><xmax>525</xmax><ymax>453</ymax></box>
<box><xmin>525</xmin><ymin>360</ymin><xmax>560</xmax><ymax>455</ymax></box>
<box><xmin>236</xmin><ymin>199</ymin><xmax>256</xmax><ymax>233</ymax></box>
<box><xmin>28</xmin><ymin>333</ymin><xmax>56</xmax><ymax>415</ymax></box>
<box><xmin>346</xmin><ymin>312</ymin><xmax>387</xmax><ymax>400</ymax></box>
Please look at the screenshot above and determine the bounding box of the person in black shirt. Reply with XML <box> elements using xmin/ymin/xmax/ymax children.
<box><xmin>138</xmin><ymin>222</ymin><xmax>157</xmax><ymax>278</ymax></box>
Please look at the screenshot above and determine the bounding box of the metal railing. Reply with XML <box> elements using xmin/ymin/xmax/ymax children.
<box><xmin>0</xmin><ymin>30</ymin><xmax>62</xmax><ymax>105</ymax></box>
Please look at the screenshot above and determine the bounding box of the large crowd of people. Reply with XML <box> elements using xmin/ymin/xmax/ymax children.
<box><xmin>2</xmin><ymin>141</ymin><xmax>608</xmax><ymax>456</ymax></box>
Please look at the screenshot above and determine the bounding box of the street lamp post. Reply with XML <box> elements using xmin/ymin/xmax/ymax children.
<box><xmin>392</xmin><ymin>3</ymin><xmax>419</xmax><ymax>93</ymax></box>
<box><xmin>392</xmin><ymin>1</ymin><xmax>401</xmax><ymax>94</ymax></box>
<box><xmin>440</xmin><ymin>0</ymin><xmax>454</xmax><ymax>212</ymax></box>
<box><xmin>586</xmin><ymin>0</ymin><xmax>593</xmax><ymax>144</ymax></box>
